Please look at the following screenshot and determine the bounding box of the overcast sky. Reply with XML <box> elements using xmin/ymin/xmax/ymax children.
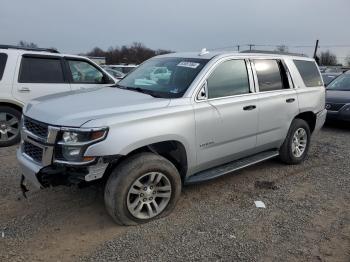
<box><xmin>1</xmin><ymin>0</ymin><xmax>350</xmax><ymax>62</ymax></box>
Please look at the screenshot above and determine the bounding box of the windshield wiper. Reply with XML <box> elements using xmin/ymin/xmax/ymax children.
<box><xmin>128</xmin><ymin>87</ymin><xmax>163</xmax><ymax>98</ymax></box>
<box><xmin>114</xmin><ymin>85</ymin><xmax>162</xmax><ymax>98</ymax></box>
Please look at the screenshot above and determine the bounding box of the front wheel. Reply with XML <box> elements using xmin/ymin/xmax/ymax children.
<box><xmin>279</xmin><ymin>119</ymin><xmax>311</xmax><ymax>164</ymax></box>
<box><xmin>0</xmin><ymin>106</ymin><xmax>21</xmax><ymax>147</ymax></box>
<box><xmin>104</xmin><ymin>152</ymin><xmax>182</xmax><ymax>225</ymax></box>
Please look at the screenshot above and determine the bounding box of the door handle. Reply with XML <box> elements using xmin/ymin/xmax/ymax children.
<box><xmin>243</xmin><ymin>105</ymin><xmax>256</xmax><ymax>111</ymax></box>
<box><xmin>19</xmin><ymin>87</ymin><xmax>31</xmax><ymax>92</ymax></box>
<box><xmin>286</xmin><ymin>98</ymin><xmax>295</xmax><ymax>103</ymax></box>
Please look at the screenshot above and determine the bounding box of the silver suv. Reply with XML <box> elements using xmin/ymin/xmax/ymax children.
<box><xmin>17</xmin><ymin>50</ymin><xmax>326</xmax><ymax>225</ymax></box>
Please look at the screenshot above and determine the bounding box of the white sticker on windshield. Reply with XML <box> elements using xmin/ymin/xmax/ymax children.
<box><xmin>177</xmin><ymin>61</ymin><xmax>200</xmax><ymax>69</ymax></box>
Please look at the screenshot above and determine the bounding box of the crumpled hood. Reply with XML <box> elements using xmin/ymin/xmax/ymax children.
<box><xmin>326</xmin><ymin>90</ymin><xmax>350</xmax><ymax>104</ymax></box>
<box><xmin>24</xmin><ymin>87</ymin><xmax>170</xmax><ymax>127</ymax></box>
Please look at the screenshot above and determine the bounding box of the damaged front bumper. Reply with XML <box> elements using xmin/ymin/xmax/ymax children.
<box><xmin>17</xmin><ymin>117</ymin><xmax>112</xmax><ymax>192</ymax></box>
<box><xmin>18</xmin><ymin>147</ymin><xmax>110</xmax><ymax>190</ymax></box>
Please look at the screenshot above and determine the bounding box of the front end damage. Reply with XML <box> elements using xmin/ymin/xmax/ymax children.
<box><xmin>17</xmin><ymin>116</ymin><xmax>114</xmax><ymax>196</ymax></box>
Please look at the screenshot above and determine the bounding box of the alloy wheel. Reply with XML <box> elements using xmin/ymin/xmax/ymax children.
<box><xmin>0</xmin><ymin>112</ymin><xmax>19</xmax><ymax>142</ymax></box>
<box><xmin>127</xmin><ymin>172</ymin><xmax>172</xmax><ymax>219</ymax></box>
<box><xmin>291</xmin><ymin>127</ymin><xmax>307</xmax><ymax>158</ymax></box>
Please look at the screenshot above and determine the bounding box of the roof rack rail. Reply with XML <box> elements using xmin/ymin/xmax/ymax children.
<box><xmin>0</xmin><ymin>45</ymin><xmax>59</xmax><ymax>54</ymax></box>
<box><xmin>240</xmin><ymin>50</ymin><xmax>307</xmax><ymax>57</ymax></box>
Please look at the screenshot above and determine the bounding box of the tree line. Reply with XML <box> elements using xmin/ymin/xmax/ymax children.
<box><xmin>82</xmin><ymin>42</ymin><xmax>172</xmax><ymax>65</ymax></box>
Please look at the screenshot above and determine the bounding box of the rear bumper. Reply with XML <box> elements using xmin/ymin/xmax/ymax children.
<box><xmin>314</xmin><ymin>109</ymin><xmax>327</xmax><ymax>134</ymax></box>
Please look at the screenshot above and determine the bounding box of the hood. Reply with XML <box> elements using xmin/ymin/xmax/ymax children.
<box><xmin>326</xmin><ymin>90</ymin><xmax>350</xmax><ymax>104</ymax></box>
<box><xmin>24</xmin><ymin>87</ymin><xmax>170</xmax><ymax>127</ymax></box>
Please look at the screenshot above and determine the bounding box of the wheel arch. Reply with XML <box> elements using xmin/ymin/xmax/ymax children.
<box><xmin>294</xmin><ymin>111</ymin><xmax>316</xmax><ymax>133</ymax></box>
<box><xmin>0</xmin><ymin>101</ymin><xmax>23</xmax><ymax>113</ymax></box>
<box><xmin>105</xmin><ymin>139</ymin><xmax>189</xmax><ymax>183</ymax></box>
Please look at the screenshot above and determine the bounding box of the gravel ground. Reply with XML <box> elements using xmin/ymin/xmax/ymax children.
<box><xmin>0</xmin><ymin>124</ymin><xmax>349</xmax><ymax>261</ymax></box>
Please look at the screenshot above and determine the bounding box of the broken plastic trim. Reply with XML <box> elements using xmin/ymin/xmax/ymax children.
<box><xmin>20</xmin><ymin>175</ymin><xmax>29</xmax><ymax>198</ymax></box>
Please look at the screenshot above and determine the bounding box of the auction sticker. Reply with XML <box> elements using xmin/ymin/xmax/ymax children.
<box><xmin>177</xmin><ymin>61</ymin><xmax>200</xmax><ymax>69</ymax></box>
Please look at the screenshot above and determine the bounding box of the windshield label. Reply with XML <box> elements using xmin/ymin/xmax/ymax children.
<box><xmin>177</xmin><ymin>61</ymin><xmax>200</xmax><ymax>69</ymax></box>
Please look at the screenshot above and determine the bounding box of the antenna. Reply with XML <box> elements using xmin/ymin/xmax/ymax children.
<box><xmin>199</xmin><ymin>48</ymin><xmax>209</xmax><ymax>56</ymax></box>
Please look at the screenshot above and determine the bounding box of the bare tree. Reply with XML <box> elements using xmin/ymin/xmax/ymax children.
<box><xmin>319</xmin><ymin>50</ymin><xmax>337</xmax><ymax>66</ymax></box>
<box><xmin>18</xmin><ymin>41</ymin><xmax>38</xmax><ymax>48</ymax></box>
<box><xmin>345</xmin><ymin>55</ymin><xmax>350</xmax><ymax>67</ymax></box>
<box><xmin>84</xmin><ymin>43</ymin><xmax>172</xmax><ymax>65</ymax></box>
<box><xmin>275</xmin><ymin>45</ymin><xmax>289</xmax><ymax>53</ymax></box>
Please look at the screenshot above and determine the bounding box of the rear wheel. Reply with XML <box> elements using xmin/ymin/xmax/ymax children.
<box><xmin>104</xmin><ymin>152</ymin><xmax>182</xmax><ymax>225</ymax></box>
<box><xmin>0</xmin><ymin>106</ymin><xmax>21</xmax><ymax>147</ymax></box>
<box><xmin>279</xmin><ymin>119</ymin><xmax>311</xmax><ymax>164</ymax></box>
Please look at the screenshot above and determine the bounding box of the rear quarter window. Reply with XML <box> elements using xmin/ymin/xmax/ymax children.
<box><xmin>293</xmin><ymin>60</ymin><xmax>323</xmax><ymax>87</ymax></box>
<box><xmin>0</xmin><ymin>53</ymin><xmax>8</xmax><ymax>80</ymax></box>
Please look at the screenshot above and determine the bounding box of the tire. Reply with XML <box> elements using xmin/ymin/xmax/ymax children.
<box><xmin>0</xmin><ymin>106</ymin><xmax>21</xmax><ymax>147</ymax></box>
<box><xmin>279</xmin><ymin>118</ymin><xmax>311</xmax><ymax>165</ymax></box>
<box><xmin>104</xmin><ymin>152</ymin><xmax>182</xmax><ymax>226</ymax></box>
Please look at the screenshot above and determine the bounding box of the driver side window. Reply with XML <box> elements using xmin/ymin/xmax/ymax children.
<box><xmin>207</xmin><ymin>60</ymin><xmax>250</xmax><ymax>99</ymax></box>
<box><xmin>67</xmin><ymin>59</ymin><xmax>104</xmax><ymax>84</ymax></box>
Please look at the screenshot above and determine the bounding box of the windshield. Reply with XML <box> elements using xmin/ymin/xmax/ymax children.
<box><xmin>327</xmin><ymin>74</ymin><xmax>350</xmax><ymax>91</ymax></box>
<box><xmin>116</xmin><ymin>57</ymin><xmax>209</xmax><ymax>98</ymax></box>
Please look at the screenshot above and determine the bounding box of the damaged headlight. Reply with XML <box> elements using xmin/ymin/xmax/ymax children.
<box><xmin>56</xmin><ymin>128</ymin><xmax>108</xmax><ymax>163</ymax></box>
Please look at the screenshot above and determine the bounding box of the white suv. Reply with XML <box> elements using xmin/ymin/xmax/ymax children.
<box><xmin>0</xmin><ymin>45</ymin><xmax>115</xmax><ymax>147</ymax></box>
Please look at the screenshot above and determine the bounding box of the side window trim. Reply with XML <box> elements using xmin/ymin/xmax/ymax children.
<box><xmin>18</xmin><ymin>54</ymin><xmax>67</xmax><ymax>84</ymax></box>
<box><xmin>251</xmin><ymin>58</ymin><xmax>293</xmax><ymax>93</ymax></box>
<box><xmin>280</xmin><ymin>60</ymin><xmax>295</xmax><ymax>89</ymax></box>
<box><xmin>64</xmin><ymin>57</ymin><xmax>110</xmax><ymax>84</ymax></box>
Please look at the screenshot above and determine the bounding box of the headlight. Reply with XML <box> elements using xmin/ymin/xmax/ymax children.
<box><xmin>56</xmin><ymin>128</ymin><xmax>108</xmax><ymax>163</ymax></box>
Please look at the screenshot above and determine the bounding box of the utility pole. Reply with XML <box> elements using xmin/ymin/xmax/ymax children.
<box><xmin>236</xmin><ymin>45</ymin><xmax>240</xmax><ymax>52</ymax></box>
<box><xmin>313</xmin><ymin>40</ymin><xmax>320</xmax><ymax>65</ymax></box>
<box><xmin>313</xmin><ymin>40</ymin><xmax>319</xmax><ymax>59</ymax></box>
<box><xmin>248</xmin><ymin>44</ymin><xmax>255</xmax><ymax>51</ymax></box>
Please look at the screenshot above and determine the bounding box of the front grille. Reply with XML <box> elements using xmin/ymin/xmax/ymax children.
<box><xmin>23</xmin><ymin>142</ymin><xmax>43</xmax><ymax>163</ymax></box>
<box><xmin>24</xmin><ymin>117</ymin><xmax>48</xmax><ymax>138</ymax></box>
<box><xmin>326</xmin><ymin>103</ymin><xmax>345</xmax><ymax>111</ymax></box>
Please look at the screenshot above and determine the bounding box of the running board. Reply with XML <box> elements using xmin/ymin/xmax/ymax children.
<box><xmin>185</xmin><ymin>150</ymin><xmax>279</xmax><ymax>184</ymax></box>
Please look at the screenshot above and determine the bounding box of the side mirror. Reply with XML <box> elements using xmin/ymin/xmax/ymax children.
<box><xmin>197</xmin><ymin>81</ymin><xmax>208</xmax><ymax>101</ymax></box>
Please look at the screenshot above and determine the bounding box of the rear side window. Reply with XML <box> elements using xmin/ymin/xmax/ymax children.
<box><xmin>207</xmin><ymin>59</ymin><xmax>250</xmax><ymax>99</ymax></box>
<box><xmin>0</xmin><ymin>53</ymin><xmax>8</xmax><ymax>80</ymax></box>
<box><xmin>19</xmin><ymin>56</ymin><xmax>64</xmax><ymax>83</ymax></box>
<box><xmin>254</xmin><ymin>60</ymin><xmax>286</xmax><ymax>92</ymax></box>
<box><xmin>293</xmin><ymin>60</ymin><xmax>323</xmax><ymax>87</ymax></box>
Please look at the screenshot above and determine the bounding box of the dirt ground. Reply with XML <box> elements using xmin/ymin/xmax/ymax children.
<box><xmin>0</xmin><ymin>124</ymin><xmax>349</xmax><ymax>262</ymax></box>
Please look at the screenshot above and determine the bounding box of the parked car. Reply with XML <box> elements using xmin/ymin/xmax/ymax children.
<box><xmin>103</xmin><ymin>68</ymin><xmax>125</xmax><ymax>80</ymax></box>
<box><xmin>18</xmin><ymin>50</ymin><xmax>326</xmax><ymax>225</ymax></box>
<box><xmin>0</xmin><ymin>45</ymin><xmax>115</xmax><ymax>147</ymax></box>
<box><xmin>325</xmin><ymin>71</ymin><xmax>350</xmax><ymax>122</ymax></box>
<box><xmin>105</xmin><ymin>64</ymin><xmax>138</xmax><ymax>74</ymax></box>
<box><xmin>149</xmin><ymin>66</ymin><xmax>171</xmax><ymax>82</ymax></box>
<box><xmin>321</xmin><ymin>67</ymin><xmax>343</xmax><ymax>85</ymax></box>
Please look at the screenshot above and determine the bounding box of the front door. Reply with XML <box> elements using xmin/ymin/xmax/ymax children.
<box><xmin>64</xmin><ymin>58</ymin><xmax>114</xmax><ymax>91</ymax></box>
<box><xmin>194</xmin><ymin>59</ymin><xmax>259</xmax><ymax>171</ymax></box>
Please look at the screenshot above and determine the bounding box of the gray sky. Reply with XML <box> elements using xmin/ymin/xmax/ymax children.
<box><xmin>1</xmin><ymin>0</ymin><xmax>350</xmax><ymax>63</ymax></box>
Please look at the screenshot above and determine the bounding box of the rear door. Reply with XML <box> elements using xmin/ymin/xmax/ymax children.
<box><xmin>13</xmin><ymin>54</ymin><xmax>70</xmax><ymax>104</ymax></box>
<box><xmin>64</xmin><ymin>58</ymin><xmax>114</xmax><ymax>91</ymax></box>
<box><xmin>252</xmin><ymin>59</ymin><xmax>299</xmax><ymax>150</ymax></box>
